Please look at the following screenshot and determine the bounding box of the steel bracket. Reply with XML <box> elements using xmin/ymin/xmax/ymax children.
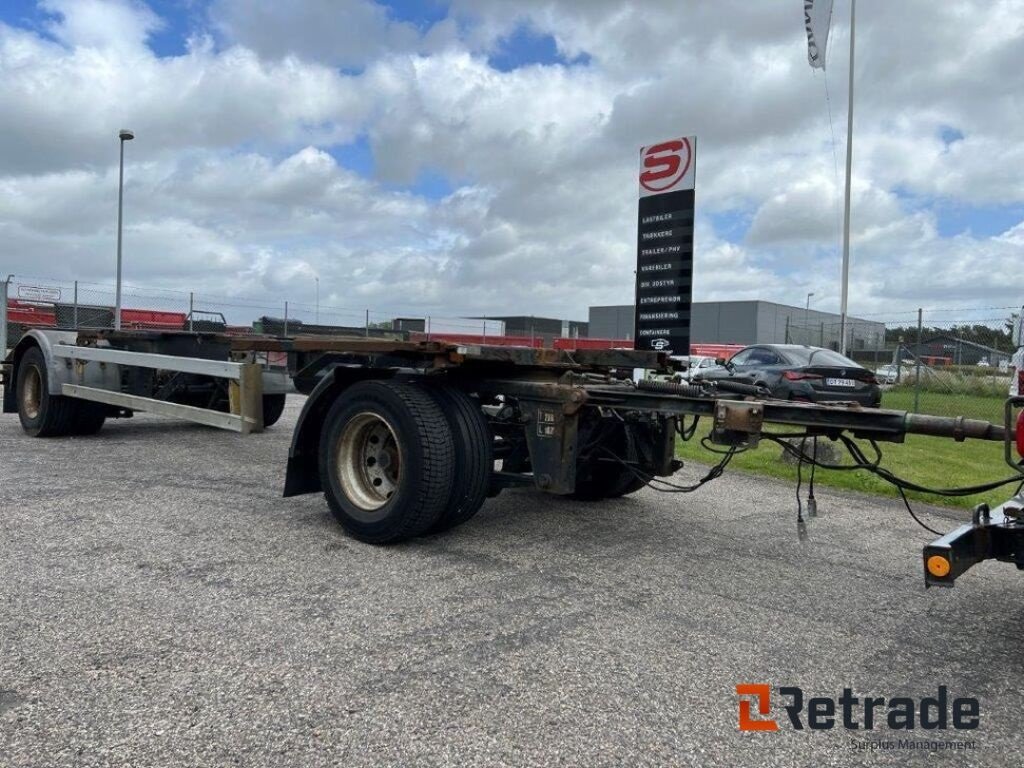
<box><xmin>711</xmin><ymin>400</ymin><xmax>764</xmax><ymax>447</ymax></box>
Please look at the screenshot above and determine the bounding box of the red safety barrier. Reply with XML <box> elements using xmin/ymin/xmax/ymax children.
<box><xmin>410</xmin><ymin>332</ymin><xmax>544</xmax><ymax>348</ymax></box>
<box><xmin>6</xmin><ymin>300</ymin><xmax>57</xmax><ymax>327</ymax></box>
<box><xmin>119</xmin><ymin>309</ymin><xmax>187</xmax><ymax>330</ymax></box>
<box><xmin>552</xmin><ymin>337</ymin><xmax>633</xmax><ymax>351</ymax></box>
<box><xmin>552</xmin><ymin>338</ymin><xmax>745</xmax><ymax>359</ymax></box>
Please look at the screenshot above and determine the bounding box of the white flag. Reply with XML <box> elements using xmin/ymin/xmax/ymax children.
<box><xmin>804</xmin><ymin>0</ymin><xmax>834</xmax><ymax>69</ymax></box>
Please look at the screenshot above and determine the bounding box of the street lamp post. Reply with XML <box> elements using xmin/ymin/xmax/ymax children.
<box><xmin>804</xmin><ymin>292</ymin><xmax>815</xmax><ymax>343</ymax></box>
<box><xmin>315</xmin><ymin>276</ymin><xmax>320</xmax><ymax>324</ymax></box>
<box><xmin>114</xmin><ymin>129</ymin><xmax>134</xmax><ymax>330</ymax></box>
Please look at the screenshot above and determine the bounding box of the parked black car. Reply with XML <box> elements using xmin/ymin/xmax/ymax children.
<box><xmin>694</xmin><ymin>344</ymin><xmax>882</xmax><ymax>406</ymax></box>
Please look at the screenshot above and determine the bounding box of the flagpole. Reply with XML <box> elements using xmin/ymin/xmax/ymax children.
<box><xmin>839</xmin><ymin>0</ymin><xmax>855</xmax><ymax>355</ymax></box>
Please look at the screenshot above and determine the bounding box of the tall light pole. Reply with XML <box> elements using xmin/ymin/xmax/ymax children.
<box><xmin>805</xmin><ymin>292</ymin><xmax>815</xmax><ymax>343</ymax></box>
<box><xmin>114</xmin><ymin>128</ymin><xmax>134</xmax><ymax>330</ymax></box>
<box><xmin>315</xmin><ymin>276</ymin><xmax>320</xmax><ymax>324</ymax></box>
<box><xmin>838</xmin><ymin>0</ymin><xmax>856</xmax><ymax>355</ymax></box>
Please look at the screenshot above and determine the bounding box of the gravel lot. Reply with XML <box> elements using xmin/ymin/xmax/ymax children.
<box><xmin>2</xmin><ymin>395</ymin><xmax>1023</xmax><ymax>767</ymax></box>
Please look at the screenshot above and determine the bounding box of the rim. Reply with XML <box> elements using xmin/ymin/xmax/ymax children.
<box><xmin>22</xmin><ymin>365</ymin><xmax>42</xmax><ymax>420</ymax></box>
<box><xmin>336</xmin><ymin>411</ymin><xmax>401</xmax><ymax>516</ymax></box>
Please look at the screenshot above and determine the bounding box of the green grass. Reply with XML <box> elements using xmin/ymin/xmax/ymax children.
<box><xmin>675</xmin><ymin>390</ymin><xmax>1019</xmax><ymax>510</ymax></box>
<box><xmin>880</xmin><ymin>389</ymin><xmax>1004</xmax><ymax>421</ymax></box>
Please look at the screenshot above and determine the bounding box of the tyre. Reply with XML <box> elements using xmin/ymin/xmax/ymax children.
<box><xmin>571</xmin><ymin>421</ymin><xmax>647</xmax><ymax>501</ymax></box>
<box><xmin>318</xmin><ymin>381</ymin><xmax>455</xmax><ymax>544</ymax></box>
<box><xmin>421</xmin><ymin>384</ymin><xmax>492</xmax><ymax>533</ymax></box>
<box><xmin>262</xmin><ymin>394</ymin><xmax>286</xmax><ymax>427</ymax></box>
<box><xmin>571</xmin><ymin>466</ymin><xmax>646</xmax><ymax>501</ymax></box>
<box><xmin>71</xmin><ymin>403</ymin><xmax>107</xmax><ymax>436</ymax></box>
<box><xmin>16</xmin><ymin>346</ymin><xmax>78</xmax><ymax>437</ymax></box>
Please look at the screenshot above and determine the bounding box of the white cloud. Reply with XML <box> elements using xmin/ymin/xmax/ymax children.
<box><xmin>0</xmin><ymin>17</ymin><xmax>365</xmax><ymax>174</ymax></box>
<box><xmin>208</xmin><ymin>0</ymin><xmax>425</xmax><ymax>68</ymax></box>
<box><xmin>41</xmin><ymin>0</ymin><xmax>160</xmax><ymax>53</ymax></box>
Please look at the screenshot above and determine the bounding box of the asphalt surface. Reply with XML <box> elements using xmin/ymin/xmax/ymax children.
<box><xmin>2</xmin><ymin>396</ymin><xmax>1023</xmax><ymax>767</ymax></box>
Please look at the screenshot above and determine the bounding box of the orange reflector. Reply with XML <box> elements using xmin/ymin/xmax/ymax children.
<box><xmin>927</xmin><ymin>555</ymin><xmax>951</xmax><ymax>578</ymax></box>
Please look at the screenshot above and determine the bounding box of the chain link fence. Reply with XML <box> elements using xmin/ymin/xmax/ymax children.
<box><xmin>786</xmin><ymin>307</ymin><xmax>1023</xmax><ymax>422</ymax></box>
<box><xmin>1</xmin><ymin>273</ymin><xmax>554</xmax><ymax>354</ymax></box>
<box><xmin>3</xmin><ymin>274</ymin><xmax>1020</xmax><ymax>423</ymax></box>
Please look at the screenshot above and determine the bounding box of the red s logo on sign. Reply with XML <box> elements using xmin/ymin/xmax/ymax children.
<box><xmin>639</xmin><ymin>138</ymin><xmax>692</xmax><ymax>193</ymax></box>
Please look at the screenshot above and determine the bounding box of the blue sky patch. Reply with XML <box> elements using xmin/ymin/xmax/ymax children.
<box><xmin>144</xmin><ymin>0</ymin><xmax>194</xmax><ymax>57</ymax></box>
<box><xmin>0</xmin><ymin>0</ymin><xmax>57</xmax><ymax>39</ymax></box>
<box><xmin>328</xmin><ymin>137</ymin><xmax>455</xmax><ymax>200</ymax></box>
<box><xmin>0</xmin><ymin>0</ymin><xmax>193</xmax><ymax>56</ymax></box>
<box><xmin>404</xmin><ymin>169</ymin><xmax>454</xmax><ymax>199</ymax></box>
<box><xmin>938</xmin><ymin>125</ymin><xmax>964</xmax><ymax>146</ymax></box>
<box><xmin>327</xmin><ymin>136</ymin><xmax>375</xmax><ymax>177</ymax></box>
<box><xmin>489</xmin><ymin>24</ymin><xmax>590</xmax><ymax>72</ymax></box>
<box><xmin>380</xmin><ymin>0</ymin><xmax>449</xmax><ymax>31</ymax></box>
<box><xmin>933</xmin><ymin>202</ymin><xmax>1024</xmax><ymax>238</ymax></box>
<box><xmin>709</xmin><ymin>209</ymin><xmax>753</xmax><ymax>243</ymax></box>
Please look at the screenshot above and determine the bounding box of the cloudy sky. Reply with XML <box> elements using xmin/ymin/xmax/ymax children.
<box><xmin>0</xmin><ymin>0</ymin><xmax>1021</xmax><ymax>324</ymax></box>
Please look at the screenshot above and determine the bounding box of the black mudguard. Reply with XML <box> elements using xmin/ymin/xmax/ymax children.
<box><xmin>282</xmin><ymin>367</ymin><xmax>391</xmax><ymax>497</ymax></box>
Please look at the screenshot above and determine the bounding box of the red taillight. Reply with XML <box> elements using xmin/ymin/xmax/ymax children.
<box><xmin>1017</xmin><ymin>409</ymin><xmax>1024</xmax><ymax>460</ymax></box>
<box><xmin>783</xmin><ymin>371</ymin><xmax>823</xmax><ymax>381</ymax></box>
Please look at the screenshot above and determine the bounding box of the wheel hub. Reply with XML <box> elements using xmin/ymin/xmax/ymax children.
<box><xmin>23</xmin><ymin>365</ymin><xmax>42</xmax><ymax>420</ymax></box>
<box><xmin>336</xmin><ymin>412</ymin><xmax>401</xmax><ymax>514</ymax></box>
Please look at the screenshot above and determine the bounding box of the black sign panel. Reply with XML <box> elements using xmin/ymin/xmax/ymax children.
<box><xmin>634</xmin><ymin>137</ymin><xmax>695</xmax><ymax>354</ymax></box>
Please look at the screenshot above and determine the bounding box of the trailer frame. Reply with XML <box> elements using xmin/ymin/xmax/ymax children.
<box><xmin>3</xmin><ymin>328</ymin><xmax>1022</xmax><ymax>581</ymax></box>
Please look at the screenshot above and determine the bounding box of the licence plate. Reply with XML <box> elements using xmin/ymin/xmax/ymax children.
<box><xmin>825</xmin><ymin>378</ymin><xmax>856</xmax><ymax>387</ymax></box>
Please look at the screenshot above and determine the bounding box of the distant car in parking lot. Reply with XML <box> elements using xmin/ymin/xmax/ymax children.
<box><xmin>670</xmin><ymin>355</ymin><xmax>722</xmax><ymax>382</ymax></box>
<box><xmin>693</xmin><ymin>344</ymin><xmax>882</xmax><ymax>406</ymax></box>
<box><xmin>874</xmin><ymin>363</ymin><xmax>900</xmax><ymax>385</ymax></box>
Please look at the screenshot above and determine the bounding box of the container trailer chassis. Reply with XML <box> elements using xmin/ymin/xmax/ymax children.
<box><xmin>2</xmin><ymin>328</ymin><xmax>1022</xmax><ymax>587</ymax></box>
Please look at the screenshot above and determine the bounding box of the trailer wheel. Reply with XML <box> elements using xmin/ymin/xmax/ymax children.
<box><xmin>71</xmin><ymin>404</ymin><xmax>107</xmax><ymax>436</ymax></box>
<box><xmin>571</xmin><ymin>467</ymin><xmax>646</xmax><ymax>501</ymax></box>
<box><xmin>16</xmin><ymin>346</ymin><xmax>77</xmax><ymax>437</ymax></box>
<box><xmin>571</xmin><ymin>421</ymin><xmax>647</xmax><ymax>501</ymax></box>
<box><xmin>262</xmin><ymin>394</ymin><xmax>286</xmax><ymax>428</ymax></box>
<box><xmin>421</xmin><ymin>384</ymin><xmax>492</xmax><ymax>534</ymax></box>
<box><xmin>319</xmin><ymin>381</ymin><xmax>455</xmax><ymax>544</ymax></box>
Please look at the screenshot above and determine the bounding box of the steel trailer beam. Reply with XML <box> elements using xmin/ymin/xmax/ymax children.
<box><xmin>580</xmin><ymin>385</ymin><xmax>1010</xmax><ymax>443</ymax></box>
<box><xmin>53</xmin><ymin>344</ymin><xmax>244</xmax><ymax>379</ymax></box>
<box><xmin>62</xmin><ymin>384</ymin><xmax>252</xmax><ymax>432</ymax></box>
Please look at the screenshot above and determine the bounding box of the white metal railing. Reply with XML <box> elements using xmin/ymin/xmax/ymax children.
<box><xmin>51</xmin><ymin>344</ymin><xmax>264</xmax><ymax>434</ymax></box>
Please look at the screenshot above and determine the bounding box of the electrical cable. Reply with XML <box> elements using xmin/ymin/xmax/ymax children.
<box><xmin>769</xmin><ymin>432</ymin><xmax>1024</xmax><ymax>535</ymax></box>
<box><xmin>807</xmin><ymin>435</ymin><xmax>818</xmax><ymax>517</ymax></box>
<box><xmin>895</xmin><ymin>483</ymin><xmax>943</xmax><ymax>536</ymax></box>
<box><xmin>796</xmin><ymin>436</ymin><xmax>805</xmax><ymax>523</ymax></box>
<box><xmin>677</xmin><ymin>415</ymin><xmax>700</xmax><ymax>441</ymax></box>
<box><xmin>592</xmin><ymin>415</ymin><xmax>1021</xmax><ymax>536</ymax></box>
<box><xmin>599</xmin><ymin>445</ymin><xmax>737</xmax><ymax>494</ymax></box>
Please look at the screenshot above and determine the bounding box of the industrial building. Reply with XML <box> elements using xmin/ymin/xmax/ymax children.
<box><xmin>470</xmin><ymin>315</ymin><xmax>589</xmax><ymax>346</ymax></box>
<box><xmin>589</xmin><ymin>300</ymin><xmax>885</xmax><ymax>351</ymax></box>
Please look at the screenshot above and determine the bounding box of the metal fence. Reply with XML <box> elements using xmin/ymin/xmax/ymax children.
<box><xmin>786</xmin><ymin>306</ymin><xmax>1022</xmax><ymax>422</ymax></box>
<box><xmin>0</xmin><ymin>273</ymin><xmax>551</xmax><ymax>353</ymax></box>
<box><xmin>3</xmin><ymin>274</ymin><xmax>1020</xmax><ymax>423</ymax></box>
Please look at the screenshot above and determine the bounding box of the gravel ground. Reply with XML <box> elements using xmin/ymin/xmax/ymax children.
<box><xmin>2</xmin><ymin>396</ymin><xmax>1023</xmax><ymax>767</ymax></box>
